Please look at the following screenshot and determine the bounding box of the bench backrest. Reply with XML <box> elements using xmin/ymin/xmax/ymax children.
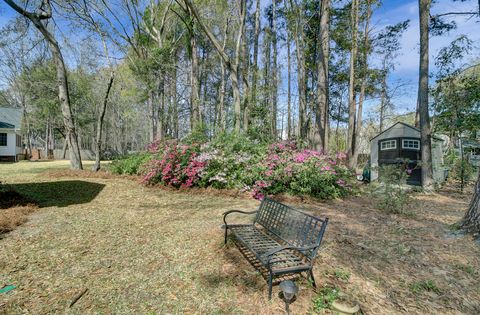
<box><xmin>254</xmin><ymin>198</ymin><xmax>328</xmax><ymax>259</ymax></box>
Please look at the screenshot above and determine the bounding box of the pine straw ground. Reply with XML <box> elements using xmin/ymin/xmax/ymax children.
<box><xmin>0</xmin><ymin>161</ymin><xmax>479</xmax><ymax>314</ymax></box>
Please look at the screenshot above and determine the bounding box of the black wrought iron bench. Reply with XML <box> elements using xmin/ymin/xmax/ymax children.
<box><xmin>223</xmin><ymin>198</ymin><xmax>329</xmax><ymax>299</ymax></box>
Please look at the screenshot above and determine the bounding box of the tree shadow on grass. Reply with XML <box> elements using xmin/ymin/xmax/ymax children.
<box><xmin>10</xmin><ymin>180</ymin><xmax>105</xmax><ymax>208</ymax></box>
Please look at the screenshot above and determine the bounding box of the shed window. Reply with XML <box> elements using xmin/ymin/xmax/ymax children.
<box><xmin>0</xmin><ymin>133</ymin><xmax>6</xmax><ymax>146</ymax></box>
<box><xmin>402</xmin><ymin>139</ymin><xmax>420</xmax><ymax>150</ymax></box>
<box><xmin>16</xmin><ymin>135</ymin><xmax>22</xmax><ymax>147</ymax></box>
<box><xmin>380</xmin><ymin>139</ymin><xmax>396</xmax><ymax>150</ymax></box>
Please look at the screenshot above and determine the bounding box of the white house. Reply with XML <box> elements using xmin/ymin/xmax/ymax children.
<box><xmin>0</xmin><ymin>107</ymin><xmax>23</xmax><ymax>162</ymax></box>
<box><xmin>370</xmin><ymin>122</ymin><xmax>446</xmax><ymax>185</ymax></box>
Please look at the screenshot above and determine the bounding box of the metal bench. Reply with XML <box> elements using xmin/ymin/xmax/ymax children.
<box><xmin>223</xmin><ymin>198</ymin><xmax>329</xmax><ymax>299</ymax></box>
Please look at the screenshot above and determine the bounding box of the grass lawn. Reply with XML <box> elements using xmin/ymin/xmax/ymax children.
<box><xmin>1</xmin><ymin>161</ymin><xmax>479</xmax><ymax>314</ymax></box>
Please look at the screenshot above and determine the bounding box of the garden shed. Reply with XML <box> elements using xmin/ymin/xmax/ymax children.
<box><xmin>370</xmin><ymin>122</ymin><xmax>446</xmax><ymax>185</ymax></box>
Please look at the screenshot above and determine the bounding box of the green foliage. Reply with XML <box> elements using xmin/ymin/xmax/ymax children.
<box><xmin>409</xmin><ymin>280</ymin><xmax>442</xmax><ymax>295</ymax></box>
<box><xmin>433</xmin><ymin>38</ymin><xmax>480</xmax><ymax>141</ymax></box>
<box><xmin>197</xmin><ymin>133</ymin><xmax>265</xmax><ymax>189</ymax></box>
<box><xmin>334</xmin><ymin>269</ymin><xmax>351</xmax><ymax>282</ymax></box>
<box><xmin>445</xmin><ymin>149</ymin><xmax>476</xmax><ymax>184</ymax></box>
<box><xmin>107</xmin><ymin>136</ymin><xmax>357</xmax><ymax>200</ymax></box>
<box><xmin>289</xmin><ymin>161</ymin><xmax>354</xmax><ymax>199</ymax></box>
<box><xmin>109</xmin><ymin>153</ymin><xmax>153</xmax><ymax>175</ymax></box>
<box><xmin>375</xmin><ymin>163</ymin><xmax>412</xmax><ymax>214</ymax></box>
<box><xmin>312</xmin><ymin>286</ymin><xmax>341</xmax><ymax>312</ymax></box>
<box><xmin>181</xmin><ymin>124</ymin><xmax>209</xmax><ymax>145</ymax></box>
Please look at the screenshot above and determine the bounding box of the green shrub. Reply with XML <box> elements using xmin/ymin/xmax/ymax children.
<box><xmin>375</xmin><ymin>163</ymin><xmax>412</xmax><ymax>214</ymax></box>
<box><xmin>111</xmin><ymin>136</ymin><xmax>357</xmax><ymax>201</ymax></box>
<box><xmin>109</xmin><ymin>153</ymin><xmax>152</xmax><ymax>175</ymax></box>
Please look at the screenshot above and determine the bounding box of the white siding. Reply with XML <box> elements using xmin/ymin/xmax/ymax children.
<box><xmin>0</xmin><ymin>130</ymin><xmax>17</xmax><ymax>157</ymax></box>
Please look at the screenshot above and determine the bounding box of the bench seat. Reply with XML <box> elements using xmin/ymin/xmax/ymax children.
<box><xmin>229</xmin><ymin>225</ymin><xmax>310</xmax><ymax>272</ymax></box>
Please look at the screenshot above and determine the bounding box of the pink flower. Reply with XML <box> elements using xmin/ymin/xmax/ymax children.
<box><xmin>294</xmin><ymin>153</ymin><xmax>307</xmax><ymax>163</ymax></box>
<box><xmin>336</xmin><ymin>152</ymin><xmax>347</xmax><ymax>160</ymax></box>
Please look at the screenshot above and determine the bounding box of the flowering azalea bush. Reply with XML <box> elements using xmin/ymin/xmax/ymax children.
<box><xmin>110</xmin><ymin>134</ymin><xmax>357</xmax><ymax>200</ymax></box>
<box><xmin>141</xmin><ymin>140</ymin><xmax>206</xmax><ymax>188</ymax></box>
<box><xmin>249</xmin><ymin>141</ymin><xmax>355</xmax><ymax>200</ymax></box>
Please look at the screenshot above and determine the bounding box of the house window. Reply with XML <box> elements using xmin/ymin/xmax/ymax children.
<box><xmin>16</xmin><ymin>135</ymin><xmax>22</xmax><ymax>147</ymax></box>
<box><xmin>380</xmin><ymin>139</ymin><xmax>396</xmax><ymax>150</ymax></box>
<box><xmin>0</xmin><ymin>133</ymin><xmax>6</xmax><ymax>146</ymax></box>
<box><xmin>402</xmin><ymin>139</ymin><xmax>420</xmax><ymax>150</ymax></box>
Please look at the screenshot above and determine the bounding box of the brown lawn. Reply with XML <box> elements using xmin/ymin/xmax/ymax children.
<box><xmin>0</xmin><ymin>161</ymin><xmax>479</xmax><ymax>314</ymax></box>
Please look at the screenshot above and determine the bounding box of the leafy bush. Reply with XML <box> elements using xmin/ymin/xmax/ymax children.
<box><xmin>375</xmin><ymin>163</ymin><xmax>413</xmax><ymax>214</ymax></box>
<box><xmin>109</xmin><ymin>153</ymin><xmax>152</xmax><ymax>175</ymax></box>
<box><xmin>450</xmin><ymin>157</ymin><xmax>475</xmax><ymax>182</ymax></box>
<box><xmin>250</xmin><ymin>142</ymin><xmax>355</xmax><ymax>200</ymax></box>
<box><xmin>196</xmin><ymin>133</ymin><xmax>266</xmax><ymax>189</ymax></box>
<box><xmin>111</xmin><ymin>135</ymin><xmax>357</xmax><ymax>200</ymax></box>
<box><xmin>142</xmin><ymin>140</ymin><xmax>205</xmax><ymax>188</ymax></box>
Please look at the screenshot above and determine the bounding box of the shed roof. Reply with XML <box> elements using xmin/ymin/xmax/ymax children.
<box><xmin>0</xmin><ymin>107</ymin><xmax>22</xmax><ymax>129</ymax></box>
<box><xmin>370</xmin><ymin>121</ymin><xmax>443</xmax><ymax>141</ymax></box>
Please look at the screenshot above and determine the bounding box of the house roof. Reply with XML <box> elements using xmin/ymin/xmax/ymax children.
<box><xmin>370</xmin><ymin>121</ymin><xmax>443</xmax><ymax>141</ymax></box>
<box><xmin>0</xmin><ymin>121</ymin><xmax>15</xmax><ymax>128</ymax></box>
<box><xmin>0</xmin><ymin>107</ymin><xmax>22</xmax><ymax>129</ymax></box>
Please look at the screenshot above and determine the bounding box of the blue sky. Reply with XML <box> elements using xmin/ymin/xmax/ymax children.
<box><xmin>1</xmin><ymin>0</ymin><xmax>479</xmax><ymax>121</ymax></box>
<box><xmin>366</xmin><ymin>0</ymin><xmax>480</xmax><ymax>116</ymax></box>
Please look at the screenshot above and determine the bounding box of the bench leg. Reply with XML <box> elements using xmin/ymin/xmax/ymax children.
<box><xmin>268</xmin><ymin>272</ymin><xmax>273</xmax><ymax>300</ymax></box>
<box><xmin>309</xmin><ymin>270</ymin><xmax>317</xmax><ymax>288</ymax></box>
<box><xmin>224</xmin><ymin>227</ymin><xmax>228</xmax><ymax>244</ymax></box>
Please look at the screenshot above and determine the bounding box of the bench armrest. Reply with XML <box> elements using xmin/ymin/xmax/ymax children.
<box><xmin>223</xmin><ymin>209</ymin><xmax>258</xmax><ymax>227</ymax></box>
<box><xmin>261</xmin><ymin>245</ymin><xmax>318</xmax><ymax>263</ymax></box>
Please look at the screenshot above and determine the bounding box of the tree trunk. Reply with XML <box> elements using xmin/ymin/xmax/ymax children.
<box><xmin>347</xmin><ymin>0</ymin><xmax>359</xmax><ymax>169</ymax></box>
<box><xmin>148</xmin><ymin>90</ymin><xmax>157</xmax><ymax>141</ymax></box>
<box><xmin>271</xmin><ymin>0</ymin><xmax>278</xmax><ymax>138</ymax></box>
<box><xmin>250</xmin><ymin>0</ymin><xmax>261</xmax><ymax>128</ymax></box>
<box><xmin>233</xmin><ymin>0</ymin><xmax>246</xmax><ymax>132</ymax></box>
<box><xmin>352</xmin><ymin>0</ymin><xmax>371</xmax><ymax>168</ymax></box>
<box><xmin>418</xmin><ymin>0</ymin><xmax>434</xmax><ymax>189</ymax></box>
<box><xmin>290</xmin><ymin>0</ymin><xmax>307</xmax><ymax>139</ymax></box>
<box><xmin>460</xmin><ymin>171</ymin><xmax>480</xmax><ymax>237</ymax></box>
<box><xmin>190</xmin><ymin>25</ymin><xmax>201</xmax><ymax>130</ymax></box>
<box><xmin>172</xmin><ymin>52</ymin><xmax>179</xmax><ymax>138</ymax></box>
<box><xmin>287</xmin><ymin>28</ymin><xmax>292</xmax><ymax>139</ymax></box>
<box><xmin>264</xmin><ymin>27</ymin><xmax>271</xmax><ymax>132</ymax></box>
<box><xmin>218</xmin><ymin>59</ymin><xmax>226</xmax><ymax>132</ymax></box>
<box><xmin>62</xmin><ymin>138</ymin><xmax>68</xmax><ymax>159</ymax></box>
<box><xmin>4</xmin><ymin>0</ymin><xmax>85</xmax><ymax>169</ymax></box>
<box><xmin>92</xmin><ymin>71</ymin><xmax>114</xmax><ymax>171</ymax></box>
<box><xmin>241</xmin><ymin>12</ymin><xmax>250</xmax><ymax>132</ymax></box>
<box><xmin>379</xmin><ymin>73</ymin><xmax>387</xmax><ymax>132</ymax></box>
<box><xmin>315</xmin><ymin>0</ymin><xmax>330</xmax><ymax>152</ymax></box>
<box><xmin>183</xmin><ymin>0</ymin><xmax>248</xmax><ymax>132</ymax></box>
